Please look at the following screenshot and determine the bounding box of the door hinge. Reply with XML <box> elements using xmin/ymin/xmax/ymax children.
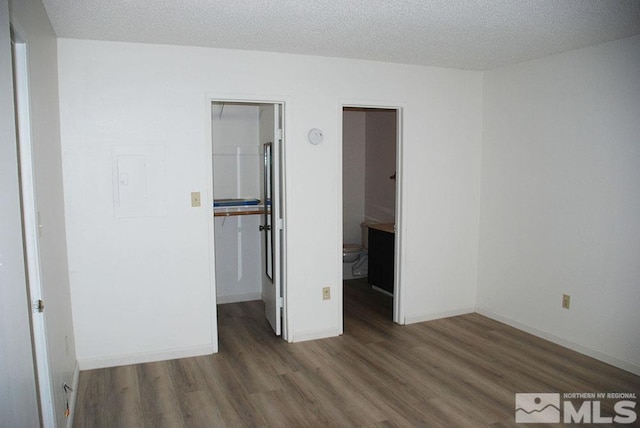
<box><xmin>33</xmin><ymin>299</ymin><xmax>44</xmax><ymax>313</ymax></box>
<box><xmin>276</xmin><ymin>129</ymin><xmax>283</xmax><ymax>141</ymax></box>
<box><xmin>37</xmin><ymin>212</ymin><xmax>43</xmax><ymax>238</ymax></box>
<box><xmin>276</xmin><ymin>218</ymin><xmax>284</xmax><ymax>230</ymax></box>
<box><xmin>278</xmin><ymin>297</ymin><xmax>284</xmax><ymax>308</ymax></box>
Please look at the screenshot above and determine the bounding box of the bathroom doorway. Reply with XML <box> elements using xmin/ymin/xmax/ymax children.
<box><xmin>341</xmin><ymin>106</ymin><xmax>403</xmax><ymax>326</ymax></box>
<box><xmin>210</xmin><ymin>100</ymin><xmax>287</xmax><ymax>341</ymax></box>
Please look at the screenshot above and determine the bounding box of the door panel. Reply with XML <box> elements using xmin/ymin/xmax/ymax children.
<box><xmin>261</xmin><ymin>104</ymin><xmax>282</xmax><ymax>335</ymax></box>
<box><xmin>7</xmin><ymin>26</ymin><xmax>53</xmax><ymax>426</ymax></box>
<box><xmin>1</xmin><ymin>19</ymin><xmax>40</xmax><ymax>425</ymax></box>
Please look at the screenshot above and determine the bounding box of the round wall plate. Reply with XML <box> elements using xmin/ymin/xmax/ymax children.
<box><xmin>308</xmin><ymin>128</ymin><xmax>324</xmax><ymax>145</ymax></box>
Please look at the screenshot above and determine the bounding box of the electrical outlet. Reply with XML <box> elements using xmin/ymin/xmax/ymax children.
<box><xmin>562</xmin><ymin>294</ymin><xmax>570</xmax><ymax>309</ymax></box>
<box><xmin>323</xmin><ymin>287</ymin><xmax>331</xmax><ymax>300</ymax></box>
<box><xmin>191</xmin><ymin>192</ymin><xmax>201</xmax><ymax>207</ymax></box>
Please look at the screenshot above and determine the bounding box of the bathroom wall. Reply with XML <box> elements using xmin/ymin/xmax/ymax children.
<box><xmin>342</xmin><ymin>110</ymin><xmax>366</xmax><ymax>245</ymax></box>
<box><xmin>364</xmin><ymin>110</ymin><xmax>397</xmax><ymax>224</ymax></box>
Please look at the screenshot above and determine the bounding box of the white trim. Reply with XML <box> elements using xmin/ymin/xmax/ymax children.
<box><xmin>392</xmin><ymin>106</ymin><xmax>405</xmax><ymax>325</ymax></box>
<box><xmin>475</xmin><ymin>306</ymin><xmax>640</xmax><ymax>377</ymax></box>
<box><xmin>204</xmin><ymin>95</ymin><xmax>219</xmax><ymax>354</ymax></box>
<box><xmin>217</xmin><ymin>292</ymin><xmax>262</xmax><ymax>304</ymax></box>
<box><xmin>403</xmin><ymin>306</ymin><xmax>475</xmax><ymax>325</ymax></box>
<box><xmin>11</xmin><ymin>27</ymin><xmax>55</xmax><ymax>428</ymax></box>
<box><xmin>338</xmin><ymin>100</ymin><xmax>407</xmax><ymax>328</ymax></box>
<box><xmin>65</xmin><ymin>362</ymin><xmax>80</xmax><ymax>428</ymax></box>
<box><xmin>291</xmin><ymin>327</ymin><xmax>343</xmax><ymax>343</ymax></box>
<box><xmin>78</xmin><ymin>344</ymin><xmax>215</xmax><ymax>370</ymax></box>
<box><xmin>336</xmin><ymin>102</ymin><xmax>344</xmax><ymax>335</ymax></box>
<box><xmin>278</xmin><ymin>104</ymin><xmax>290</xmax><ymax>343</ymax></box>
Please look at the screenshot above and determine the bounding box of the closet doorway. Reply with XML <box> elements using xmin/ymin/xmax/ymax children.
<box><xmin>341</xmin><ymin>106</ymin><xmax>403</xmax><ymax>325</ymax></box>
<box><xmin>211</xmin><ymin>101</ymin><xmax>286</xmax><ymax>339</ymax></box>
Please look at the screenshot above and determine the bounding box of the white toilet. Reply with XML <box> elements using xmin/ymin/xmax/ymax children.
<box><xmin>343</xmin><ymin>244</ymin><xmax>363</xmax><ymax>263</ymax></box>
<box><xmin>343</xmin><ymin>223</ymin><xmax>369</xmax><ymax>280</ymax></box>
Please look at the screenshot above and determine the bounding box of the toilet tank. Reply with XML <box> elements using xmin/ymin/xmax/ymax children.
<box><xmin>361</xmin><ymin>222</ymin><xmax>370</xmax><ymax>249</ymax></box>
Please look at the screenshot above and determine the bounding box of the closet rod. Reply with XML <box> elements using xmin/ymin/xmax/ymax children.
<box><xmin>214</xmin><ymin>210</ymin><xmax>267</xmax><ymax>217</ymax></box>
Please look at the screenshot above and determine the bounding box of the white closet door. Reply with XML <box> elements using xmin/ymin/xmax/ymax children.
<box><xmin>261</xmin><ymin>104</ymin><xmax>283</xmax><ymax>336</ymax></box>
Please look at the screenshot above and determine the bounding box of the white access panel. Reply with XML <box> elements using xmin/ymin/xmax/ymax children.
<box><xmin>112</xmin><ymin>145</ymin><xmax>167</xmax><ymax>218</ymax></box>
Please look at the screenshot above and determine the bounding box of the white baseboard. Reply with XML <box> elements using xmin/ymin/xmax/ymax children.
<box><xmin>66</xmin><ymin>361</ymin><xmax>80</xmax><ymax>428</ymax></box>
<box><xmin>404</xmin><ymin>306</ymin><xmax>475</xmax><ymax>325</ymax></box>
<box><xmin>78</xmin><ymin>344</ymin><xmax>215</xmax><ymax>370</ymax></box>
<box><xmin>291</xmin><ymin>327</ymin><xmax>341</xmax><ymax>343</ymax></box>
<box><xmin>217</xmin><ymin>292</ymin><xmax>262</xmax><ymax>304</ymax></box>
<box><xmin>475</xmin><ymin>306</ymin><xmax>640</xmax><ymax>377</ymax></box>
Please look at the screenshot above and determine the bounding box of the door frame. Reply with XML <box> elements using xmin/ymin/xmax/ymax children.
<box><xmin>338</xmin><ymin>101</ymin><xmax>406</xmax><ymax>326</ymax></box>
<box><xmin>205</xmin><ymin>94</ymin><xmax>290</xmax><ymax>346</ymax></box>
<box><xmin>11</xmin><ymin>25</ymin><xmax>55</xmax><ymax>426</ymax></box>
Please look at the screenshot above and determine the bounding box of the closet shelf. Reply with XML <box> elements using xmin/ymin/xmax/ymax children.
<box><xmin>214</xmin><ymin>198</ymin><xmax>261</xmax><ymax>207</ymax></box>
<box><xmin>213</xmin><ymin>198</ymin><xmax>271</xmax><ymax>216</ymax></box>
<box><xmin>214</xmin><ymin>208</ymin><xmax>267</xmax><ymax>217</ymax></box>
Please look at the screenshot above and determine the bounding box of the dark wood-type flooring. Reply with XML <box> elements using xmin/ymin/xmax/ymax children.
<box><xmin>74</xmin><ymin>278</ymin><xmax>640</xmax><ymax>427</ymax></box>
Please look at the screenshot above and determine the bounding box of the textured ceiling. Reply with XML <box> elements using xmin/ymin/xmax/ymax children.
<box><xmin>41</xmin><ymin>0</ymin><xmax>640</xmax><ymax>70</ymax></box>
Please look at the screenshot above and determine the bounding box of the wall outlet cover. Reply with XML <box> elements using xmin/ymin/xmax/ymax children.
<box><xmin>562</xmin><ymin>294</ymin><xmax>571</xmax><ymax>309</ymax></box>
<box><xmin>191</xmin><ymin>191</ymin><xmax>201</xmax><ymax>207</ymax></box>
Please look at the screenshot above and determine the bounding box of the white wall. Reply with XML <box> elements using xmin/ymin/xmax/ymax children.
<box><xmin>478</xmin><ymin>35</ymin><xmax>640</xmax><ymax>374</ymax></box>
<box><xmin>214</xmin><ymin>215</ymin><xmax>262</xmax><ymax>303</ymax></box>
<box><xmin>342</xmin><ymin>110</ymin><xmax>366</xmax><ymax>245</ymax></box>
<box><xmin>2</xmin><ymin>0</ymin><xmax>77</xmax><ymax>425</ymax></box>
<box><xmin>365</xmin><ymin>110</ymin><xmax>397</xmax><ymax>224</ymax></box>
<box><xmin>58</xmin><ymin>39</ymin><xmax>483</xmax><ymax>366</ymax></box>
<box><xmin>212</xmin><ymin>103</ymin><xmax>261</xmax><ymax>199</ymax></box>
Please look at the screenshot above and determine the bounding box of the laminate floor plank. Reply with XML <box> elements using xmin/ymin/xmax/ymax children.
<box><xmin>167</xmin><ymin>357</ymin><xmax>209</xmax><ymax>394</ymax></box>
<box><xmin>196</xmin><ymin>352</ymin><xmax>270</xmax><ymax>427</ymax></box>
<box><xmin>278</xmin><ymin>370</ymin><xmax>356</xmax><ymax>427</ymax></box>
<box><xmin>278</xmin><ymin>348</ymin><xmax>381</xmax><ymax>426</ymax></box>
<box><xmin>177</xmin><ymin>390</ymin><xmax>227</xmax><ymax>428</ymax></box>
<box><xmin>193</xmin><ymin>355</ymin><xmax>255</xmax><ymax>427</ymax></box>
<box><xmin>136</xmin><ymin>361</ymin><xmax>186</xmax><ymax>428</ymax></box>
<box><xmin>295</xmin><ymin>343</ymin><xmax>391</xmax><ymax>425</ymax></box>
<box><xmin>73</xmin><ymin>278</ymin><xmax>640</xmax><ymax>427</ymax></box>
<box><xmin>73</xmin><ymin>368</ymin><xmax>106</xmax><ymax>427</ymax></box>
<box><xmin>104</xmin><ymin>364</ymin><xmax>144</xmax><ymax>428</ymax></box>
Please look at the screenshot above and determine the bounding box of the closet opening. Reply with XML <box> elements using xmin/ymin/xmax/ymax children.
<box><xmin>341</xmin><ymin>106</ymin><xmax>402</xmax><ymax>328</ymax></box>
<box><xmin>211</xmin><ymin>101</ymin><xmax>286</xmax><ymax>343</ymax></box>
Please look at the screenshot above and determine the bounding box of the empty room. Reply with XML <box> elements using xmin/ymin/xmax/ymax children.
<box><xmin>1</xmin><ymin>0</ymin><xmax>639</xmax><ymax>426</ymax></box>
